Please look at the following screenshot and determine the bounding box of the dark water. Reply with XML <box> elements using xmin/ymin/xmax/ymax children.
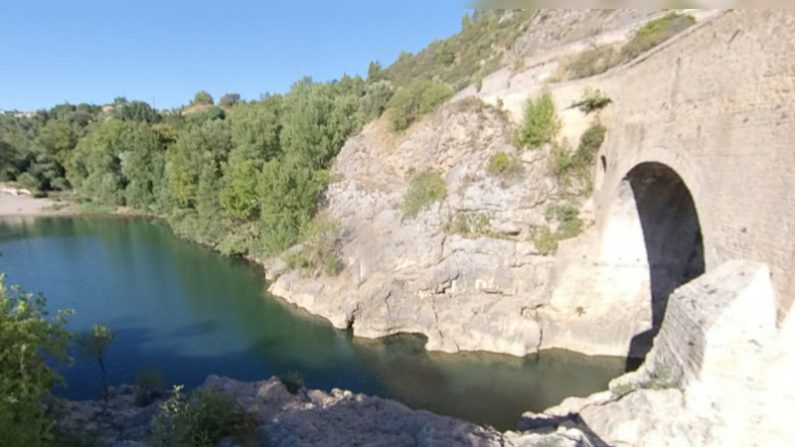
<box><xmin>0</xmin><ymin>216</ymin><xmax>625</xmax><ymax>430</ymax></box>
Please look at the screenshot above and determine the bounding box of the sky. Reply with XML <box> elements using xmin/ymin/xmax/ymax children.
<box><xmin>0</xmin><ymin>0</ymin><xmax>469</xmax><ymax>111</ymax></box>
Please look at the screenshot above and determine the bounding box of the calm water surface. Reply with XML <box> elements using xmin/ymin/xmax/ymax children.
<box><xmin>0</xmin><ymin>216</ymin><xmax>625</xmax><ymax>430</ymax></box>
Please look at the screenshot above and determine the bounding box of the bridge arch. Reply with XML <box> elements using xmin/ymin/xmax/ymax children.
<box><xmin>599</xmin><ymin>160</ymin><xmax>705</xmax><ymax>360</ymax></box>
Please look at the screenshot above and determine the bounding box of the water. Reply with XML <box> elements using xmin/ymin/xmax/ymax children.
<box><xmin>0</xmin><ymin>216</ymin><xmax>626</xmax><ymax>430</ymax></box>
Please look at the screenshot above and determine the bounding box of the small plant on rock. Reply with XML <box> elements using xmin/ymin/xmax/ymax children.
<box><xmin>570</xmin><ymin>88</ymin><xmax>612</xmax><ymax>114</ymax></box>
<box><xmin>517</xmin><ymin>90</ymin><xmax>560</xmax><ymax>149</ymax></box>
<box><xmin>149</xmin><ymin>385</ymin><xmax>255</xmax><ymax>447</ymax></box>
<box><xmin>279</xmin><ymin>371</ymin><xmax>305</xmax><ymax>395</ymax></box>
<box><xmin>487</xmin><ymin>151</ymin><xmax>523</xmax><ymax>179</ymax></box>
<box><xmin>402</xmin><ymin>171</ymin><xmax>447</xmax><ymax>219</ymax></box>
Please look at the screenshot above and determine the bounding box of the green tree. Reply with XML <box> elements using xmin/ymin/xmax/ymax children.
<box><xmin>70</xmin><ymin>119</ymin><xmax>130</xmax><ymax>205</ymax></box>
<box><xmin>116</xmin><ymin>100</ymin><xmax>161</xmax><ymax>124</ymax></box>
<box><xmin>386</xmin><ymin>80</ymin><xmax>453</xmax><ymax>131</ymax></box>
<box><xmin>120</xmin><ymin>122</ymin><xmax>166</xmax><ymax>209</ymax></box>
<box><xmin>165</xmin><ymin>120</ymin><xmax>232</xmax><ymax>208</ymax></box>
<box><xmin>192</xmin><ymin>90</ymin><xmax>214</xmax><ymax>106</ymax></box>
<box><xmin>0</xmin><ymin>275</ymin><xmax>72</xmax><ymax>447</ymax></box>
<box><xmin>219</xmin><ymin>93</ymin><xmax>241</xmax><ymax>108</ymax></box>
<box><xmin>361</xmin><ymin>80</ymin><xmax>395</xmax><ymax>120</ymax></box>
<box><xmin>258</xmin><ymin>159</ymin><xmax>329</xmax><ymax>254</ymax></box>
<box><xmin>220</xmin><ymin>155</ymin><xmax>260</xmax><ymax>221</ymax></box>
<box><xmin>77</xmin><ymin>324</ymin><xmax>115</xmax><ymax>402</ymax></box>
<box><xmin>227</xmin><ymin>96</ymin><xmax>282</xmax><ymax>163</ymax></box>
<box><xmin>367</xmin><ymin>61</ymin><xmax>382</xmax><ymax>82</ymax></box>
<box><xmin>281</xmin><ymin>80</ymin><xmax>362</xmax><ymax>169</ymax></box>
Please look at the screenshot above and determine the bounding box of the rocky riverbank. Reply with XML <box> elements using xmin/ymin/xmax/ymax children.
<box><xmin>57</xmin><ymin>375</ymin><xmax>596</xmax><ymax>447</ymax></box>
<box><xmin>0</xmin><ymin>184</ymin><xmax>74</xmax><ymax>216</ymax></box>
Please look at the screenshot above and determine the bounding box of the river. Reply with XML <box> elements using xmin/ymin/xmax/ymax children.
<box><xmin>0</xmin><ymin>216</ymin><xmax>625</xmax><ymax>430</ymax></box>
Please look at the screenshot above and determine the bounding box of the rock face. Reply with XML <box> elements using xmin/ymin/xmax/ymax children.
<box><xmin>519</xmin><ymin>260</ymin><xmax>789</xmax><ymax>447</ymax></box>
<box><xmin>270</xmin><ymin>99</ymin><xmax>561</xmax><ymax>357</ymax></box>
<box><xmin>59</xmin><ymin>376</ymin><xmax>597</xmax><ymax>447</ymax></box>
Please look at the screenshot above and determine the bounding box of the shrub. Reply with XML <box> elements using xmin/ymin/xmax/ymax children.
<box><xmin>576</xmin><ymin>123</ymin><xmax>607</xmax><ymax>165</ymax></box>
<box><xmin>570</xmin><ymin>89</ymin><xmax>612</xmax><ymax>114</ymax></box>
<box><xmin>551</xmin><ymin>123</ymin><xmax>606</xmax><ymax>194</ymax></box>
<box><xmin>532</xmin><ymin>226</ymin><xmax>559</xmax><ymax>255</ymax></box>
<box><xmin>487</xmin><ymin>151</ymin><xmax>523</xmax><ymax>178</ymax></box>
<box><xmin>135</xmin><ymin>368</ymin><xmax>164</xmax><ymax>406</ymax></box>
<box><xmin>402</xmin><ymin>171</ymin><xmax>447</xmax><ymax>218</ymax></box>
<box><xmin>517</xmin><ymin>90</ymin><xmax>560</xmax><ymax>149</ymax></box>
<box><xmin>445</xmin><ymin>212</ymin><xmax>491</xmax><ymax>239</ymax></box>
<box><xmin>547</xmin><ymin>202</ymin><xmax>583</xmax><ymax>240</ymax></box>
<box><xmin>562</xmin><ymin>45</ymin><xmax>622</xmax><ymax>80</ymax></box>
<box><xmin>386</xmin><ymin>80</ymin><xmax>454</xmax><ymax>131</ymax></box>
<box><xmin>622</xmin><ymin>13</ymin><xmax>696</xmax><ymax>61</ymax></box>
<box><xmin>0</xmin><ymin>275</ymin><xmax>72</xmax><ymax>447</ymax></box>
<box><xmin>149</xmin><ymin>386</ymin><xmax>255</xmax><ymax>447</ymax></box>
<box><xmin>361</xmin><ymin>80</ymin><xmax>395</xmax><ymax>120</ymax></box>
<box><xmin>278</xmin><ymin>371</ymin><xmax>305</xmax><ymax>395</ymax></box>
<box><xmin>284</xmin><ymin>217</ymin><xmax>344</xmax><ymax>277</ymax></box>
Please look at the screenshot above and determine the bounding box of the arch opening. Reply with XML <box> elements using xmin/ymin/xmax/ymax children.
<box><xmin>625</xmin><ymin>162</ymin><xmax>705</xmax><ymax>362</ymax></box>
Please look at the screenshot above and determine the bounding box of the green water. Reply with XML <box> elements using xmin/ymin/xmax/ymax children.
<box><xmin>0</xmin><ymin>216</ymin><xmax>626</xmax><ymax>430</ymax></box>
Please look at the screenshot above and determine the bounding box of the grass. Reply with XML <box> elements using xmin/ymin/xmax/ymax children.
<box><xmin>78</xmin><ymin>201</ymin><xmax>116</xmax><ymax>215</ymax></box>
<box><xmin>560</xmin><ymin>13</ymin><xmax>696</xmax><ymax>81</ymax></box>
<box><xmin>517</xmin><ymin>90</ymin><xmax>560</xmax><ymax>149</ymax></box>
<box><xmin>622</xmin><ymin>13</ymin><xmax>696</xmax><ymax>61</ymax></box>
<box><xmin>381</xmin><ymin>10</ymin><xmax>537</xmax><ymax>91</ymax></box>
<box><xmin>445</xmin><ymin>212</ymin><xmax>491</xmax><ymax>239</ymax></box>
<box><xmin>532</xmin><ymin>202</ymin><xmax>584</xmax><ymax>255</ymax></box>
<box><xmin>402</xmin><ymin>171</ymin><xmax>446</xmax><ymax>219</ymax></box>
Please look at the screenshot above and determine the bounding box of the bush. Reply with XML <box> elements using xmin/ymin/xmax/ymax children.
<box><xmin>551</xmin><ymin>123</ymin><xmax>606</xmax><ymax>194</ymax></box>
<box><xmin>570</xmin><ymin>88</ymin><xmax>612</xmax><ymax>114</ymax></box>
<box><xmin>487</xmin><ymin>151</ymin><xmax>523</xmax><ymax>178</ymax></box>
<box><xmin>386</xmin><ymin>80</ymin><xmax>453</xmax><ymax>131</ymax></box>
<box><xmin>135</xmin><ymin>368</ymin><xmax>164</xmax><ymax>406</ymax></box>
<box><xmin>284</xmin><ymin>217</ymin><xmax>344</xmax><ymax>277</ymax></box>
<box><xmin>622</xmin><ymin>13</ymin><xmax>696</xmax><ymax>61</ymax></box>
<box><xmin>402</xmin><ymin>171</ymin><xmax>447</xmax><ymax>218</ymax></box>
<box><xmin>445</xmin><ymin>212</ymin><xmax>491</xmax><ymax>238</ymax></box>
<box><xmin>517</xmin><ymin>90</ymin><xmax>560</xmax><ymax>149</ymax></box>
<box><xmin>532</xmin><ymin>226</ymin><xmax>559</xmax><ymax>255</ymax></box>
<box><xmin>562</xmin><ymin>45</ymin><xmax>622</xmax><ymax>80</ymax></box>
<box><xmin>278</xmin><ymin>371</ymin><xmax>305</xmax><ymax>395</ymax></box>
<box><xmin>0</xmin><ymin>275</ymin><xmax>72</xmax><ymax>447</ymax></box>
<box><xmin>149</xmin><ymin>386</ymin><xmax>255</xmax><ymax>447</ymax></box>
<box><xmin>361</xmin><ymin>80</ymin><xmax>395</xmax><ymax>120</ymax></box>
<box><xmin>547</xmin><ymin>202</ymin><xmax>583</xmax><ymax>240</ymax></box>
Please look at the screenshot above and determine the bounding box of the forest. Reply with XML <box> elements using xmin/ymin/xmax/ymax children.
<box><xmin>0</xmin><ymin>10</ymin><xmax>534</xmax><ymax>261</ymax></box>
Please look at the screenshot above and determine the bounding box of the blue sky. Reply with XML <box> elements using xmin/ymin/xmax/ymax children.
<box><xmin>0</xmin><ymin>0</ymin><xmax>469</xmax><ymax>110</ymax></box>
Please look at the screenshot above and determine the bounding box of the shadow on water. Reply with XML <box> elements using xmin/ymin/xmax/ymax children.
<box><xmin>0</xmin><ymin>216</ymin><xmax>626</xmax><ymax>430</ymax></box>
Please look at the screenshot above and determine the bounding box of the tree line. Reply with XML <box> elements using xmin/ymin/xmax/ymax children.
<box><xmin>0</xmin><ymin>75</ymin><xmax>397</xmax><ymax>257</ymax></box>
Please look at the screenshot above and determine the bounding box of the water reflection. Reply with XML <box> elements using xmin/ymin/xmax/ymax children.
<box><xmin>0</xmin><ymin>217</ymin><xmax>625</xmax><ymax>430</ymax></box>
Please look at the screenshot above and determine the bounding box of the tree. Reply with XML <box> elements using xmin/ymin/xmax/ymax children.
<box><xmin>116</xmin><ymin>100</ymin><xmax>161</xmax><ymax>124</ymax></box>
<box><xmin>78</xmin><ymin>324</ymin><xmax>115</xmax><ymax>403</ymax></box>
<box><xmin>258</xmin><ymin>159</ymin><xmax>329</xmax><ymax>254</ymax></box>
<box><xmin>165</xmin><ymin>120</ymin><xmax>232</xmax><ymax>208</ymax></box>
<box><xmin>367</xmin><ymin>60</ymin><xmax>382</xmax><ymax>82</ymax></box>
<box><xmin>192</xmin><ymin>90</ymin><xmax>214</xmax><ymax>106</ymax></box>
<box><xmin>361</xmin><ymin>80</ymin><xmax>394</xmax><ymax>120</ymax></box>
<box><xmin>69</xmin><ymin>119</ymin><xmax>130</xmax><ymax>204</ymax></box>
<box><xmin>227</xmin><ymin>96</ymin><xmax>283</xmax><ymax>163</ymax></box>
<box><xmin>219</xmin><ymin>93</ymin><xmax>241</xmax><ymax>108</ymax></box>
<box><xmin>120</xmin><ymin>122</ymin><xmax>166</xmax><ymax>209</ymax></box>
<box><xmin>0</xmin><ymin>275</ymin><xmax>72</xmax><ymax>447</ymax></box>
<box><xmin>220</xmin><ymin>155</ymin><xmax>260</xmax><ymax>221</ymax></box>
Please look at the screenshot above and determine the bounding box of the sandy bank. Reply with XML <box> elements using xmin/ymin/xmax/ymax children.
<box><xmin>0</xmin><ymin>186</ymin><xmax>74</xmax><ymax>217</ymax></box>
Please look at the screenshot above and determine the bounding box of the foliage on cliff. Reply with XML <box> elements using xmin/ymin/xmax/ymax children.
<box><xmin>0</xmin><ymin>275</ymin><xmax>72</xmax><ymax>447</ymax></box>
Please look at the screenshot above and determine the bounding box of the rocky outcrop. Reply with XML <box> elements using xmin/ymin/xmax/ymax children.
<box><xmin>518</xmin><ymin>260</ymin><xmax>788</xmax><ymax>447</ymax></box>
<box><xmin>58</xmin><ymin>376</ymin><xmax>598</xmax><ymax>447</ymax></box>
